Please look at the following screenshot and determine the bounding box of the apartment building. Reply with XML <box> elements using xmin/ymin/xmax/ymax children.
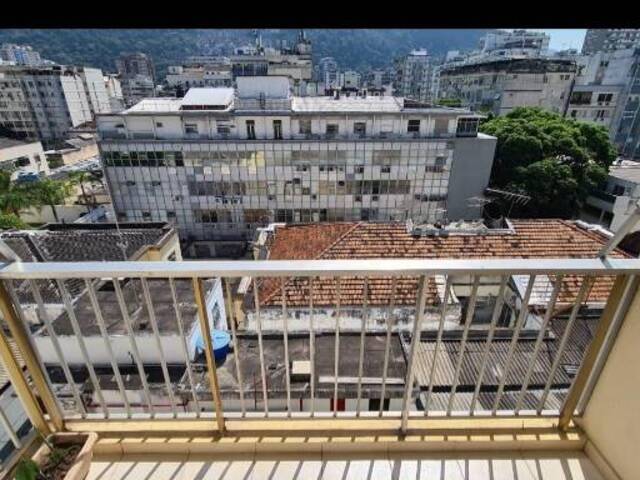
<box><xmin>0</xmin><ymin>44</ymin><xmax>44</xmax><ymax>66</ymax></box>
<box><xmin>438</xmin><ymin>57</ymin><xmax>576</xmax><ymax>116</ymax></box>
<box><xmin>104</xmin><ymin>74</ymin><xmax>125</xmax><ymax>111</ymax></box>
<box><xmin>569</xmin><ymin>48</ymin><xmax>640</xmax><ymax>159</ymax></box>
<box><xmin>96</xmin><ymin>77</ymin><xmax>496</xmax><ymax>247</ymax></box>
<box><xmin>317</xmin><ymin>57</ymin><xmax>338</xmax><ymax>89</ymax></box>
<box><xmin>395</xmin><ymin>49</ymin><xmax>433</xmax><ymax>103</ymax></box>
<box><xmin>116</xmin><ymin>53</ymin><xmax>156</xmax><ymax>107</ymax></box>
<box><xmin>0</xmin><ymin>137</ymin><xmax>48</xmax><ymax>178</ymax></box>
<box><xmin>0</xmin><ymin>65</ymin><xmax>111</xmax><ymax>148</ymax></box>
<box><xmin>582</xmin><ymin>29</ymin><xmax>640</xmax><ymax>55</ymax></box>
<box><xmin>164</xmin><ymin>58</ymin><xmax>233</xmax><ymax>95</ymax></box>
<box><xmin>478</xmin><ymin>30</ymin><xmax>550</xmax><ymax>57</ymax></box>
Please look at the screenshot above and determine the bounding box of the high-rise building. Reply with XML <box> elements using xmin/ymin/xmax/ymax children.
<box><xmin>478</xmin><ymin>30</ymin><xmax>550</xmax><ymax>57</ymax></box>
<box><xmin>438</xmin><ymin>57</ymin><xmax>576</xmax><ymax>116</ymax></box>
<box><xmin>116</xmin><ymin>53</ymin><xmax>156</xmax><ymax>107</ymax></box>
<box><xmin>395</xmin><ymin>49</ymin><xmax>433</xmax><ymax>103</ymax></box>
<box><xmin>0</xmin><ymin>43</ymin><xmax>44</xmax><ymax>66</ymax></box>
<box><xmin>0</xmin><ymin>65</ymin><xmax>110</xmax><ymax>148</ymax></box>
<box><xmin>104</xmin><ymin>74</ymin><xmax>125</xmax><ymax>112</ymax></box>
<box><xmin>317</xmin><ymin>57</ymin><xmax>339</xmax><ymax>89</ymax></box>
<box><xmin>582</xmin><ymin>29</ymin><xmax>640</xmax><ymax>55</ymax></box>
<box><xmin>568</xmin><ymin>48</ymin><xmax>640</xmax><ymax>160</ymax></box>
<box><xmin>96</xmin><ymin>77</ymin><xmax>497</xmax><ymax>245</ymax></box>
<box><xmin>164</xmin><ymin>58</ymin><xmax>233</xmax><ymax>96</ymax></box>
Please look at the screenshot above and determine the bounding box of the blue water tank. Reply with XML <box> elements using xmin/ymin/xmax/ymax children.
<box><xmin>195</xmin><ymin>330</ymin><xmax>231</xmax><ymax>362</ymax></box>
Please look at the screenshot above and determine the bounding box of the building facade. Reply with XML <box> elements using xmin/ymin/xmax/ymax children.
<box><xmin>116</xmin><ymin>53</ymin><xmax>156</xmax><ymax>107</ymax></box>
<box><xmin>582</xmin><ymin>29</ymin><xmax>640</xmax><ymax>55</ymax></box>
<box><xmin>438</xmin><ymin>57</ymin><xmax>576</xmax><ymax>116</ymax></box>
<box><xmin>0</xmin><ymin>137</ymin><xmax>48</xmax><ymax>178</ymax></box>
<box><xmin>96</xmin><ymin>78</ymin><xmax>496</xmax><ymax>243</ymax></box>
<box><xmin>395</xmin><ymin>49</ymin><xmax>433</xmax><ymax>103</ymax></box>
<box><xmin>0</xmin><ymin>44</ymin><xmax>44</xmax><ymax>66</ymax></box>
<box><xmin>317</xmin><ymin>57</ymin><xmax>338</xmax><ymax>89</ymax></box>
<box><xmin>0</xmin><ymin>65</ymin><xmax>108</xmax><ymax>148</ymax></box>
<box><xmin>478</xmin><ymin>30</ymin><xmax>550</xmax><ymax>57</ymax></box>
<box><xmin>164</xmin><ymin>58</ymin><xmax>233</xmax><ymax>95</ymax></box>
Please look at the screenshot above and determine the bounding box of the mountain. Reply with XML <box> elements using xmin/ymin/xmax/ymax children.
<box><xmin>0</xmin><ymin>29</ymin><xmax>493</xmax><ymax>79</ymax></box>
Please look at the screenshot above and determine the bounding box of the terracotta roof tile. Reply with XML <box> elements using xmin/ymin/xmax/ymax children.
<box><xmin>257</xmin><ymin>220</ymin><xmax>628</xmax><ymax>308</ymax></box>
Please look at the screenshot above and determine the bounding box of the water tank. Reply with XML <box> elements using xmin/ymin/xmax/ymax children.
<box><xmin>195</xmin><ymin>330</ymin><xmax>231</xmax><ymax>362</ymax></box>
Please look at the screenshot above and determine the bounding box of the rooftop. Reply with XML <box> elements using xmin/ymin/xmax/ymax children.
<box><xmin>181</xmin><ymin>87</ymin><xmax>234</xmax><ymax>110</ymax></box>
<box><xmin>608</xmin><ymin>164</ymin><xmax>640</xmax><ymax>184</ymax></box>
<box><xmin>256</xmin><ymin>220</ymin><xmax>626</xmax><ymax>307</ymax></box>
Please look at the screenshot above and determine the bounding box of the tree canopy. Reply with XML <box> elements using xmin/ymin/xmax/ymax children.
<box><xmin>480</xmin><ymin>107</ymin><xmax>616</xmax><ymax>218</ymax></box>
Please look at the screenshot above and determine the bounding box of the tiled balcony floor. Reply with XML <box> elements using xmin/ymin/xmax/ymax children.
<box><xmin>87</xmin><ymin>451</ymin><xmax>604</xmax><ymax>480</ymax></box>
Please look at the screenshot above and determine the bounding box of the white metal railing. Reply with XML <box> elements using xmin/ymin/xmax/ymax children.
<box><xmin>0</xmin><ymin>257</ymin><xmax>637</xmax><ymax>434</ymax></box>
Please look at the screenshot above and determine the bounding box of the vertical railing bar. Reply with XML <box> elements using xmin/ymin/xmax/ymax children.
<box><xmin>84</xmin><ymin>279</ymin><xmax>131</xmax><ymax>417</ymax></box>
<box><xmin>379</xmin><ymin>276</ymin><xmax>397</xmax><ymax>417</ymax></box>
<box><xmin>112</xmin><ymin>278</ymin><xmax>155</xmax><ymax>416</ymax></box>
<box><xmin>514</xmin><ymin>274</ymin><xmax>563</xmax><ymax>413</ymax></box>
<box><xmin>192</xmin><ymin>278</ymin><xmax>225</xmax><ymax>432</ymax></box>
<box><xmin>4</xmin><ymin>280</ymin><xmax>67</xmax><ymax>423</ymax></box>
<box><xmin>280</xmin><ymin>278</ymin><xmax>292</xmax><ymax>417</ymax></box>
<box><xmin>400</xmin><ymin>275</ymin><xmax>429</xmax><ymax>434</ymax></box>
<box><xmin>140</xmin><ymin>278</ymin><xmax>177</xmax><ymax>417</ymax></box>
<box><xmin>170</xmin><ymin>278</ymin><xmax>201</xmax><ymax>417</ymax></box>
<box><xmin>29</xmin><ymin>279</ymin><xmax>86</xmax><ymax>418</ymax></box>
<box><xmin>223</xmin><ymin>278</ymin><xmax>244</xmax><ymax>417</ymax></box>
<box><xmin>447</xmin><ymin>275</ymin><xmax>480</xmax><ymax>416</ymax></box>
<box><xmin>424</xmin><ymin>275</ymin><xmax>453</xmax><ymax>415</ymax></box>
<box><xmin>252</xmin><ymin>279</ymin><xmax>269</xmax><ymax>416</ymax></box>
<box><xmin>55</xmin><ymin>279</ymin><xmax>108</xmax><ymax>418</ymax></box>
<box><xmin>537</xmin><ymin>275</ymin><xmax>593</xmax><ymax>414</ymax></box>
<box><xmin>0</xmin><ymin>405</ymin><xmax>21</xmax><ymax>448</ymax></box>
<box><xmin>356</xmin><ymin>277</ymin><xmax>369</xmax><ymax>416</ymax></box>
<box><xmin>470</xmin><ymin>275</ymin><xmax>508</xmax><ymax>415</ymax></box>
<box><xmin>492</xmin><ymin>274</ymin><xmax>537</xmax><ymax>414</ymax></box>
<box><xmin>333</xmin><ymin>277</ymin><xmax>341</xmax><ymax>417</ymax></box>
<box><xmin>309</xmin><ymin>277</ymin><xmax>315</xmax><ymax>417</ymax></box>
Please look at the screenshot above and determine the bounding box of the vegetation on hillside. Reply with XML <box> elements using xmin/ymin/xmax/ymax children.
<box><xmin>480</xmin><ymin>107</ymin><xmax>616</xmax><ymax>219</ymax></box>
<box><xmin>0</xmin><ymin>29</ymin><xmax>492</xmax><ymax>80</ymax></box>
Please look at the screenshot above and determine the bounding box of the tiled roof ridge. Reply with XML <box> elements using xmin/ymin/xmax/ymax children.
<box><xmin>259</xmin><ymin>222</ymin><xmax>363</xmax><ymax>306</ymax></box>
<box><xmin>562</xmin><ymin>220</ymin><xmax>631</xmax><ymax>258</ymax></box>
<box><xmin>316</xmin><ymin>222</ymin><xmax>364</xmax><ymax>260</ymax></box>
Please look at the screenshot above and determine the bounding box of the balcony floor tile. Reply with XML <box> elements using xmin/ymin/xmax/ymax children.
<box><xmin>87</xmin><ymin>451</ymin><xmax>604</xmax><ymax>480</ymax></box>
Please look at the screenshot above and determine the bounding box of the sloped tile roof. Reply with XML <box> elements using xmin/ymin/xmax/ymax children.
<box><xmin>257</xmin><ymin>220</ymin><xmax>627</xmax><ymax>308</ymax></box>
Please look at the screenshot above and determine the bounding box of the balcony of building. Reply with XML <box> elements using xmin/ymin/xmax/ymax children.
<box><xmin>0</xmin><ymin>248</ymin><xmax>637</xmax><ymax>478</ymax></box>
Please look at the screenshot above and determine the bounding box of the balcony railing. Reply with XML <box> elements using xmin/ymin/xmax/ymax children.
<box><xmin>0</xmin><ymin>256</ymin><xmax>637</xmax><ymax>441</ymax></box>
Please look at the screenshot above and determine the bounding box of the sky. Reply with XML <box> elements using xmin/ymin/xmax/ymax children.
<box><xmin>528</xmin><ymin>29</ymin><xmax>587</xmax><ymax>51</ymax></box>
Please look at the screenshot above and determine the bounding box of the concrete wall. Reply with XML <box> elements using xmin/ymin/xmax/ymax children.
<box><xmin>447</xmin><ymin>133</ymin><xmax>497</xmax><ymax>220</ymax></box>
<box><xmin>581</xmin><ymin>281</ymin><xmax>640</xmax><ymax>480</ymax></box>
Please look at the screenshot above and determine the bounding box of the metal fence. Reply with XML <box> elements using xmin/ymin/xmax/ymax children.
<box><xmin>0</xmin><ymin>257</ymin><xmax>637</xmax><ymax>434</ymax></box>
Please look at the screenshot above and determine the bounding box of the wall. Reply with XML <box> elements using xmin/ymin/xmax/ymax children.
<box><xmin>581</xmin><ymin>280</ymin><xmax>640</xmax><ymax>480</ymax></box>
<box><xmin>447</xmin><ymin>133</ymin><xmax>497</xmax><ymax>220</ymax></box>
<box><xmin>19</xmin><ymin>205</ymin><xmax>88</xmax><ymax>224</ymax></box>
<box><xmin>0</xmin><ymin>141</ymin><xmax>48</xmax><ymax>177</ymax></box>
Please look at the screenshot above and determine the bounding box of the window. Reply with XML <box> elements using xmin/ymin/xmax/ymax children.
<box><xmin>381</xmin><ymin>166</ymin><xmax>391</xmax><ymax>173</ymax></box>
<box><xmin>217</xmin><ymin>124</ymin><xmax>231</xmax><ymax>135</ymax></box>
<box><xmin>570</xmin><ymin>91</ymin><xmax>592</xmax><ymax>105</ymax></box>
<box><xmin>246</xmin><ymin>120</ymin><xmax>256</xmax><ymax>139</ymax></box>
<box><xmin>597</xmin><ymin>93</ymin><xmax>613</xmax><ymax>104</ymax></box>
<box><xmin>299</xmin><ymin>118</ymin><xmax>311</xmax><ymax>135</ymax></box>
<box><xmin>407</xmin><ymin>119</ymin><xmax>421</xmax><ymax>133</ymax></box>
<box><xmin>612</xmin><ymin>184</ymin><xmax>626</xmax><ymax>196</ymax></box>
<box><xmin>353</xmin><ymin>122</ymin><xmax>366</xmax><ymax>136</ymax></box>
<box><xmin>456</xmin><ymin>118</ymin><xmax>479</xmax><ymax>137</ymax></box>
<box><xmin>273</xmin><ymin>120</ymin><xmax>282</xmax><ymax>140</ymax></box>
<box><xmin>156</xmin><ymin>122</ymin><xmax>163</xmax><ymax>128</ymax></box>
<box><xmin>185</xmin><ymin>123</ymin><xmax>198</xmax><ymax>134</ymax></box>
<box><xmin>595</xmin><ymin>109</ymin><xmax>606</xmax><ymax>120</ymax></box>
<box><xmin>570</xmin><ymin>109</ymin><xmax>577</xmax><ymax>118</ymax></box>
<box><xmin>326</xmin><ymin>124</ymin><xmax>339</xmax><ymax>137</ymax></box>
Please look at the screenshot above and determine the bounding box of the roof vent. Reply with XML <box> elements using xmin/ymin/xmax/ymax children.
<box><xmin>291</xmin><ymin>360</ymin><xmax>311</xmax><ymax>382</ymax></box>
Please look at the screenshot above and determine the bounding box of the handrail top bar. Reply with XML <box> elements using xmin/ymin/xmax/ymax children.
<box><xmin>0</xmin><ymin>257</ymin><xmax>638</xmax><ymax>280</ymax></box>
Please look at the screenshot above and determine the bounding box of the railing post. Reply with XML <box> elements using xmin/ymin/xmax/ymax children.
<box><xmin>193</xmin><ymin>278</ymin><xmax>226</xmax><ymax>434</ymax></box>
<box><xmin>558</xmin><ymin>275</ymin><xmax>634</xmax><ymax>430</ymax></box>
<box><xmin>0</xmin><ymin>284</ymin><xmax>59</xmax><ymax>434</ymax></box>
<box><xmin>400</xmin><ymin>275</ymin><xmax>428</xmax><ymax>435</ymax></box>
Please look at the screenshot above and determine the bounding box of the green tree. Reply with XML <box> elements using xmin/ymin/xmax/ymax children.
<box><xmin>481</xmin><ymin>107</ymin><xmax>617</xmax><ymax>218</ymax></box>
<box><xmin>0</xmin><ymin>171</ymin><xmax>37</xmax><ymax>217</ymax></box>
<box><xmin>33</xmin><ymin>179</ymin><xmax>73</xmax><ymax>223</ymax></box>
<box><xmin>68</xmin><ymin>170</ymin><xmax>97</xmax><ymax>212</ymax></box>
<box><xmin>0</xmin><ymin>213</ymin><xmax>26</xmax><ymax>230</ymax></box>
<box><xmin>436</xmin><ymin>97</ymin><xmax>462</xmax><ymax>108</ymax></box>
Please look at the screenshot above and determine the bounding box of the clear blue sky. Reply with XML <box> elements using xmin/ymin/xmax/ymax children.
<box><xmin>506</xmin><ymin>29</ymin><xmax>587</xmax><ymax>51</ymax></box>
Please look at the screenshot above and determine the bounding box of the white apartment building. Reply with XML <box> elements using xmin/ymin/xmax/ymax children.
<box><xmin>339</xmin><ymin>71</ymin><xmax>361</xmax><ymax>89</ymax></box>
<box><xmin>438</xmin><ymin>57</ymin><xmax>576</xmax><ymax>116</ymax></box>
<box><xmin>395</xmin><ymin>49</ymin><xmax>433</xmax><ymax>103</ymax></box>
<box><xmin>0</xmin><ymin>44</ymin><xmax>44</xmax><ymax>66</ymax></box>
<box><xmin>96</xmin><ymin>77</ymin><xmax>496</xmax><ymax>245</ymax></box>
<box><xmin>317</xmin><ymin>57</ymin><xmax>338</xmax><ymax>89</ymax></box>
<box><xmin>582</xmin><ymin>29</ymin><xmax>640</xmax><ymax>55</ymax></box>
<box><xmin>165</xmin><ymin>61</ymin><xmax>233</xmax><ymax>93</ymax></box>
<box><xmin>104</xmin><ymin>74</ymin><xmax>125</xmax><ymax>112</ymax></box>
<box><xmin>569</xmin><ymin>48</ymin><xmax>640</xmax><ymax>159</ymax></box>
<box><xmin>478</xmin><ymin>30</ymin><xmax>550</xmax><ymax>57</ymax></box>
<box><xmin>0</xmin><ymin>65</ymin><xmax>109</xmax><ymax>148</ymax></box>
<box><xmin>0</xmin><ymin>137</ymin><xmax>49</xmax><ymax>178</ymax></box>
